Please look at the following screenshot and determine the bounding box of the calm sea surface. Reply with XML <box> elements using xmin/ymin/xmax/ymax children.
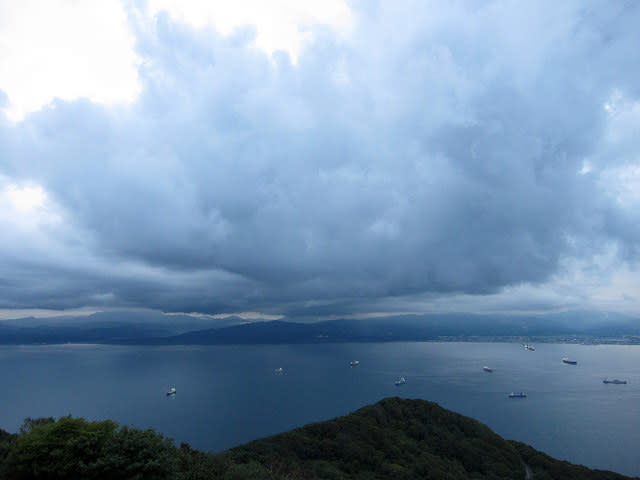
<box><xmin>1</xmin><ymin>342</ymin><xmax>639</xmax><ymax>476</ymax></box>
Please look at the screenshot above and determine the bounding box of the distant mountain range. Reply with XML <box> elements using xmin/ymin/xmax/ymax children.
<box><xmin>1</xmin><ymin>310</ymin><xmax>640</xmax><ymax>345</ymax></box>
<box><xmin>0</xmin><ymin>310</ymin><xmax>247</xmax><ymax>344</ymax></box>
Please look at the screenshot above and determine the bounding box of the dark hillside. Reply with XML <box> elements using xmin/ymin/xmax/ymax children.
<box><xmin>512</xmin><ymin>441</ymin><xmax>629</xmax><ymax>480</ymax></box>
<box><xmin>218</xmin><ymin>398</ymin><xmax>633</xmax><ymax>479</ymax></box>
<box><xmin>0</xmin><ymin>429</ymin><xmax>15</xmax><ymax>467</ymax></box>
<box><xmin>0</xmin><ymin>399</ymin><xmax>634</xmax><ymax>479</ymax></box>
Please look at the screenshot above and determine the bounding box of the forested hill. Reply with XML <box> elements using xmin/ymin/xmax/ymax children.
<box><xmin>0</xmin><ymin>398</ymin><xmax>633</xmax><ymax>479</ymax></box>
<box><xmin>220</xmin><ymin>398</ymin><xmax>631</xmax><ymax>480</ymax></box>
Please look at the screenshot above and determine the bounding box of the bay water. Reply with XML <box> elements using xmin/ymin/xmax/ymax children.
<box><xmin>1</xmin><ymin>342</ymin><xmax>639</xmax><ymax>476</ymax></box>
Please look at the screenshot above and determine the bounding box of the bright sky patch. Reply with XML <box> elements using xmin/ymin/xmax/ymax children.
<box><xmin>5</xmin><ymin>185</ymin><xmax>46</xmax><ymax>212</ymax></box>
<box><xmin>147</xmin><ymin>0</ymin><xmax>352</xmax><ymax>60</ymax></box>
<box><xmin>0</xmin><ymin>0</ymin><xmax>139</xmax><ymax>121</ymax></box>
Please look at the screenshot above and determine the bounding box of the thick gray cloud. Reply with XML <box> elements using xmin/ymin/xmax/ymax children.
<box><xmin>1</xmin><ymin>1</ymin><xmax>640</xmax><ymax>316</ymax></box>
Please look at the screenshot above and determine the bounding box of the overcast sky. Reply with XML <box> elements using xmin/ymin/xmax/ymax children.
<box><xmin>1</xmin><ymin>0</ymin><xmax>640</xmax><ymax>320</ymax></box>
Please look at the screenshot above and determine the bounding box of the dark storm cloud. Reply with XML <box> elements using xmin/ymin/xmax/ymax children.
<box><xmin>1</xmin><ymin>1</ymin><xmax>640</xmax><ymax>316</ymax></box>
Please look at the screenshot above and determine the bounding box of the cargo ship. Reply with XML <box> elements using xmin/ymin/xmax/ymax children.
<box><xmin>603</xmin><ymin>378</ymin><xmax>627</xmax><ymax>384</ymax></box>
<box><xmin>508</xmin><ymin>392</ymin><xmax>526</xmax><ymax>398</ymax></box>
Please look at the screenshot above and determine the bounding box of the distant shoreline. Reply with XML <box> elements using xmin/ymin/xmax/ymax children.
<box><xmin>2</xmin><ymin>335</ymin><xmax>640</xmax><ymax>346</ymax></box>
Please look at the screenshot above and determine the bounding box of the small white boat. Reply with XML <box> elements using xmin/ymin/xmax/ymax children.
<box><xmin>483</xmin><ymin>366</ymin><xmax>493</xmax><ymax>373</ymax></box>
<box><xmin>394</xmin><ymin>376</ymin><xmax>406</xmax><ymax>386</ymax></box>
<box><xmin>508</xmin><ymin>392</ymin><xmax>526</xmax><ymax>398</ymax></box>
<box><xmin>350</xmin><ymin>360</ymin><xmax>360</xmax><ymax>367</ymax></box>
<box><xmin>523</xmin><ymin>344</ymin><xmax>535</xmax><ymax>351</ymax></box>
<box><xmin>274</xmin><ymin>367</ymin><xmax>284</xmax><ymax>374</ymax></box>
<box><xmin>166</xmin><ymin>387</ymin><xmax>176</xmax><ymax>396</ymax></box>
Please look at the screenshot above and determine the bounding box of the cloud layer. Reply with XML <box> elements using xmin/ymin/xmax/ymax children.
<box><xmin>1</xmin><ymin>1</ymin><xmax>640</xmax><ymax>317</ymax></box>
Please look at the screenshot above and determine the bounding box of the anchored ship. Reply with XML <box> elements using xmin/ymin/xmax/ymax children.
<box><xmin>508</xmin><ymin>392</ymin><xmax>527</xmax><ymax>398</ymax></box>
<box><xmin>603</xmin><ymin>378</ymin><xmax>627</xmax><ymax>384</ymax></box>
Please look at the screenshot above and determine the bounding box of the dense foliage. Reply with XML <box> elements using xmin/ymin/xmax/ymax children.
<box><xmin>512</xmin><ymin>441</ymin><xmax>632</xmax><ymax>480</ymax></box>
<box><xmin>0</xmin><ymin>398</ymin><xmax>633</xmax><ymax>479</ymax></box>
<box><xmin>0</xmin><ymin>417</ymin><xmax>213</xmax><ymax>480</ymax></box>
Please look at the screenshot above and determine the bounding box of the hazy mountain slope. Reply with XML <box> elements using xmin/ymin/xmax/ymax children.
<box><xmin>2</xmin><ymin>311</ymin><xmax>640</xmax><ymax>345</ymax></box>
<box><xmin>0</xmin><ymin>311</ymin><xmax>251</xmax><ymax>344</ymax></box>
<box><xmin>156</xmin><ymin>315</ymin><xmax>591</xmax><ymax>344</ymax></box>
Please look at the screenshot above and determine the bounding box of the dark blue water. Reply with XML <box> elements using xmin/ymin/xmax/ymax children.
<box><xmin>1</xmin><ymin>342</ymin><xmax>639</xmax><ymax>476</ymax></box>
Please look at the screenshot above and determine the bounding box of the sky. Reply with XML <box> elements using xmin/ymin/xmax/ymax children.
<box><xmin>1</xmin><ymin>0</ymin><xmax>640</xmax><ymax>320</ymax></box>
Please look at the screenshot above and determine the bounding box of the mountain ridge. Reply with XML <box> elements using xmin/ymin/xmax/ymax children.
<box><xmin>2</xmin><ymin>310</ymin><xmax>640</xmax><ymax>345</ymax></box>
